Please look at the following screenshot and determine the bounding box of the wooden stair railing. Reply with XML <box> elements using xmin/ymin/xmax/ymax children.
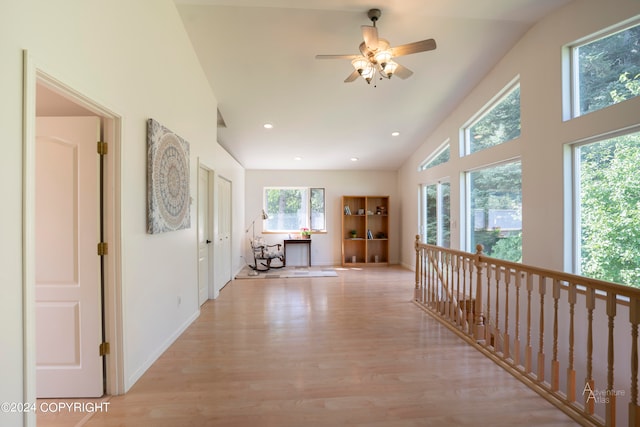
<box><xmin>414</xmin><ymin>236</ymin><xmax>640</xmax><ymax>427</ymax></box>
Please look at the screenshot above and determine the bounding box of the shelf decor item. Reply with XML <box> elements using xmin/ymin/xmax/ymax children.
<box><xmin>300</xmin><ymin>227</ymin><xmax>311</xmax><ymax>239</ymax></box>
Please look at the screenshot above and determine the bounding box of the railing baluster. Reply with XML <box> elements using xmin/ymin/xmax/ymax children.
<box><xmin>567</xmin><ymin>282</ymin><xmax>577</xmax><ymax>402</ymax></box>
<box><xmin>456</xmin><ymin>256</ymin><xmax>467</xmax><ymax>331</ymax></box>
<box><xmin>585</xmin><ymin>287</ymin><xmax>595</xmax><ymax>416</ymax></box>
<box><xmin>455</xmin><ymin>255</ymin><xmax>462</xmax><ymax>327</ymax></box>
<box><xmin>485</xmin><ymin>263</ymin><xmax>493</xmax><ymax>347</ymax></box>
<box><xmin>526</xmin><ymin>272</ymin><xmax>533</xmax><ymax>374</ymax></box>
<box><xmin>631</xmin><ymin>296</ymin><xmax>640</xmax><ymax>427</ymax></box>
<box><xmin>415</xmin><ymin>236</ymin><xmax>420</xmax><ymax>301</ymax></box>
<box><xmin>504</xmin><ymin>268</ymin><xmax>511</xmax><ymax>360</ymax></box>
<box><xmin>424</xmin><ymin>247</ymin><xmax>428</xmax><ymax>305</ymax></box>
<box><xmin>442</xmin><ymin>252</ymin><xmax>448</xmax><ymax>315</ymax></box>
<box><xmin>449</xmin><ymin>254</ymin><xmax>454</xmax><ymax>322</ymax></box>
<box><xmin>495</xmin><ymin>265</ymin><xmax>501</xmax><ymax>353</ymax></box>
<box><xmin>462</xmin><ymin>257</ymin><xmax>468</xmax><ymax>332</ymax></box>
<box><xmin>427</xmin><ymin>248</ymin><xmax>432</xmax><ymax>307</ymax></box>
<box><xmin>538</xmin><ymin>276</ymin><xmax>546</xmax><ymax>383</ymax></box>
<box><xmin>433</xmin><ymin>252</ymin><xmax>444</xmax><ymax>314</ymax></box>
<box><xmin>420</xmin><ymin>248</ymin><xmax>424</xmax><ymax>303</ymax></box>
<box><xmin>451</xmin><ymin>254</ymin><xmax>456</xmax><ymax>322</ymax></box>
<box><xmin>423</xmin><ymin>248</ymin><xmax>428</xmax><ymax>304</ymax></box>
<box><xmin>473</xmin><ymin>245</ymin><xmax>485</xmax><ymax>343</ymax></box>
<box><xmin>514</xmin><ymin>272</ymin><xmax>522</xmax><ymax>367</ymax></box>
<box><xmin>456</xmin><ymin>255</ymin><xmax>461</xmax><ymax>327</ymax></box>
<box><xmin>552</xmin><ymin>279</ymin><xmax>560</xmax><ymax>392</ymax></box>
<box><xmin>469</xmin><ymin>258</ymin><xmax>475</xmax><ymax>334</ymax></box>
<box><xmin>606</xmin><ymin>293</ymin><xmax>617</xmax><ymax>427</ymax></box>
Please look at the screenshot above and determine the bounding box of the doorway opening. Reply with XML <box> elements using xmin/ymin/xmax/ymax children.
<box><xmin>23</xmin><ymin>51</ymin><xmax>124</xmax><ymax>425</ymax></box>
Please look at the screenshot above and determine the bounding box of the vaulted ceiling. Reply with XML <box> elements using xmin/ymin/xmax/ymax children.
<box><xmin>175</xmin><ymin>1</ymin><xmax>571</xmax><ymax>170</ymax></box>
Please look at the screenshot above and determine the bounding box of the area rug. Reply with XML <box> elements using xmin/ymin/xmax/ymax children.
<box><xmin>235</xmin><ymin>266</ymin><xmax>338</xmax><ymax>279</ymax></box>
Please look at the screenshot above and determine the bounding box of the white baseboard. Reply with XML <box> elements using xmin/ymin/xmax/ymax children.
<box><xmin>125</xmin><ymin>310</ymin><xmax>200</xmax><ymax>391</ymax></box>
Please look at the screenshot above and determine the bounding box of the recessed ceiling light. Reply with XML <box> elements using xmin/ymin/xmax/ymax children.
<box><xmin>391</xmin><ymin>131</ymin><xmax>400</xmax><ymax>136</ymax></box>
<box><xmin>294</xmin><ymin>156</ymin><xmax>302</xmax><ymax>161</ymax></box>
<box><xmin>263</xmin><ymin>123</ymin><xmax>273</xmax><ymax>129</ymax></box>
<box><xmin>350</xmin><ymin>157</ymin><xmax>359</xmax><ymax>162</ymax></box>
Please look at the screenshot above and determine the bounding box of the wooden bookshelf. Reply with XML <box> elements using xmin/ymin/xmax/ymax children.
<box><xmin>341</xmin><ymin>196</ymin><xmax>389</xmax><ymax>266</ymax></box>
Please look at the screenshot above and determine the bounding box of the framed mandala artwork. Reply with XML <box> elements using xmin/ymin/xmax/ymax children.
<box><xmin>147</xmin><ymin>118</ymin><xmax>191</xmax><ymax>234</ymax></box>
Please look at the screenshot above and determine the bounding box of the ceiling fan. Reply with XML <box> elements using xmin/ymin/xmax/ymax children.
<box><xmin>315</xmin><ymin>8</ymin><xmax>437</xmax><ymax>84</ymax></box>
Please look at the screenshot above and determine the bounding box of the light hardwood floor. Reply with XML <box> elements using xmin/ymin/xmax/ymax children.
<box><xmin>39</xmin><ymin>266</ymin><xmax>578</xmax><ymax>426</ymax></box>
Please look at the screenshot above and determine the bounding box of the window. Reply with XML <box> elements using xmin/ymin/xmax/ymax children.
<box><xmin>463</xmin><ymin>83</ymin><xmax>520</xmax><ymax>155</ymax></box>
<box><xmin>263</xmin><ymin>187</ymin><xmax>325</xmax><ymax>232</ymax></box>
<box><xmin>421</xmin><ymin>181</ymin><xmax>450</xmax><ymax>247</ymax></box>
<box><xmin>420</xmin><ymin>141</ymin><xmax>450</xmax><ymax>171</ymax></box>
<box><xmin>467</xmin><ymin>161</ymin><xmax>522</xmax><ymax>262</ymax></box>
<box><xmin>570</xmin><ymin>20</ymin><xmax>640</xmax><ymax>117</ymax></box>
<box><xmin>573</xmin><ymin>130</ymin><xmax>640</xmax><ymax>288</ymax></box>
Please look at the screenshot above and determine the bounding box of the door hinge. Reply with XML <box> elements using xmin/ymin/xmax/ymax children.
<box><xmin>97</xmin><ymin>141</ymin><xmax>108</xmax><ymax>155</ymax></box>
<box><xmin>97</xmin><ymin>242</ymin><xmax>108</xmax><ymax>256</ymax></box>
<box><xmin>99</xmin><ymin>342</ymin><xmax>110</xmax><ymax>356</ymax></box>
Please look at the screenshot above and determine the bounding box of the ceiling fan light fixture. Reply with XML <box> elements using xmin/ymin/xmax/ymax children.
<box><xmin>351</xmin><ymin>56</ymin><xmax>369</xmax><ymax>74</ymax></box>
<box><xmin>360</xmin><ymin>64</ymin><xmax>375</xmax><ymax>83</ymax></box>
<box><xmin>374</xmin><ymin>49</ymin><xmax>392</xmax><ymax>66</ymax></box>
<box><xmin>315</xmin><ymin>9</ymin><xmax>437</xmax><ymax>86</ymax></box>
<box><xmin>381</xmin><ymin>60</ymin><xmax>398</xmax><ymax>78</ymax></box>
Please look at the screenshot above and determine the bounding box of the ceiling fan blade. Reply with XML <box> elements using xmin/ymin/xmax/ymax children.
<box><xmin>393</xmin><ymin>63</ymin><xmax>414</xmax><ymax>80</ymax></box>
<box><xmin>344</xmin><ymin>70</ymin><xmax>360</xmax><ymax>83</ymax></box>
<box><xmin>391</xmin><ymin>38</ymin><xmax>437</xmax><ymax>57</ymax></box>
<box><xmin>315</xmin><ymin>54</ymin><xmax>360</xmax><ymax>60</ymax></box>
<box><xmin>361</xmin><ymin>25</ymin><xmax>379</xmax><ymax>50</ymax></box>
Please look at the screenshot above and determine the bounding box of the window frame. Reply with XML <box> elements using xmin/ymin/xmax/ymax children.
<box><xmin>262</xmin><ymin>186</ymin><xmax>326</xmax><ymax>233</ymax></box>
<box><xmin>568</xmin><ymin>18</ymin><xmax>640</xmax><ymax>119</ymax></box>
<box><xmin>419</xmin><ymin>140</ymin><xmax>450</xmax><ymax>171</ymax></box>
<box><xmin>460</xmin><ymin>78</ymin><xmax>521</xmax><ymax>157</ymax></box>
<box><xmin>420</xmin><ymin>180</ymin><xmax>451</xmax><ymax>247</ymax></box>
<box><xmin>570</xmin><ymin>126</ymin><xmax>640</xmax><ymax>287</ymax></box>
<box><xmin>464</xmin><ymin>160</ymin><xmax>523</xmax><ymax>261</ymax></box>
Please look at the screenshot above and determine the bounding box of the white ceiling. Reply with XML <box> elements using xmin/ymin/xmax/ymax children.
<box><xmin>175</xmin><ymin>0</ymin><xmax>571</xmax><ymax>171</ymax></box>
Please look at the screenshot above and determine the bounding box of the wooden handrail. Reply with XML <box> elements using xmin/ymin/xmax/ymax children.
<box><xmin>414</xmin><ymin>236</ymin><xmax>640</xmax><ymax>427</ymax></box>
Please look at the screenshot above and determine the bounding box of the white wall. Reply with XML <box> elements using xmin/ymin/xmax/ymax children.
<box><xmin>0</xmin><ymin>1</ymin><xmax>244</xmax><ymax>424</ymax></box>
<box><xmin>398</xmin><ymin>0</ymin><xmax>640</xmax><ymax>271</ymax></box>
<box><xmin>245</xmin><ymin>170</ymin><xmax>399</xmax><ymax>266</ymax></box>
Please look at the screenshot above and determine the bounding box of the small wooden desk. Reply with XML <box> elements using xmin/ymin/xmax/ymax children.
<box><xmin>283</xmin><ymin>239</ymin><xmax>311</xmax><ymax>267</ymax></box>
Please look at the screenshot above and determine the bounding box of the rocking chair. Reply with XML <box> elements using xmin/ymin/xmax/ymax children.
<box><xmin>250</xmin><ymin>237</ymin><xmax>285</xmax><ymax>271</ymax></box>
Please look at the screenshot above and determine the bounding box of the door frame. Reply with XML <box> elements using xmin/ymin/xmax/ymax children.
<box><xmin>197</xmin><ymin>161</ymin><xmax>215</xmax><ymax>303</ymax></box>
<box><xmin>22</xmin><ymin>50</ymin><xmax>124</xmax><ymax>424</ymax></box>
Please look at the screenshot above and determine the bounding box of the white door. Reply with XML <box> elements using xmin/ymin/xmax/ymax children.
<box><xmin>215</xmin><ymin>177</ymin><xmax>232</xmax><ymax>292</ymax></box>
<box><xmin>198</xmin><ymin>167</ymin><xmax>212</xmax><ymax>306</ymax></box>
<box><xmin>35</xmin><ymin>117</ymin><xmax>103</xmax><ymax>398</ymax></box>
